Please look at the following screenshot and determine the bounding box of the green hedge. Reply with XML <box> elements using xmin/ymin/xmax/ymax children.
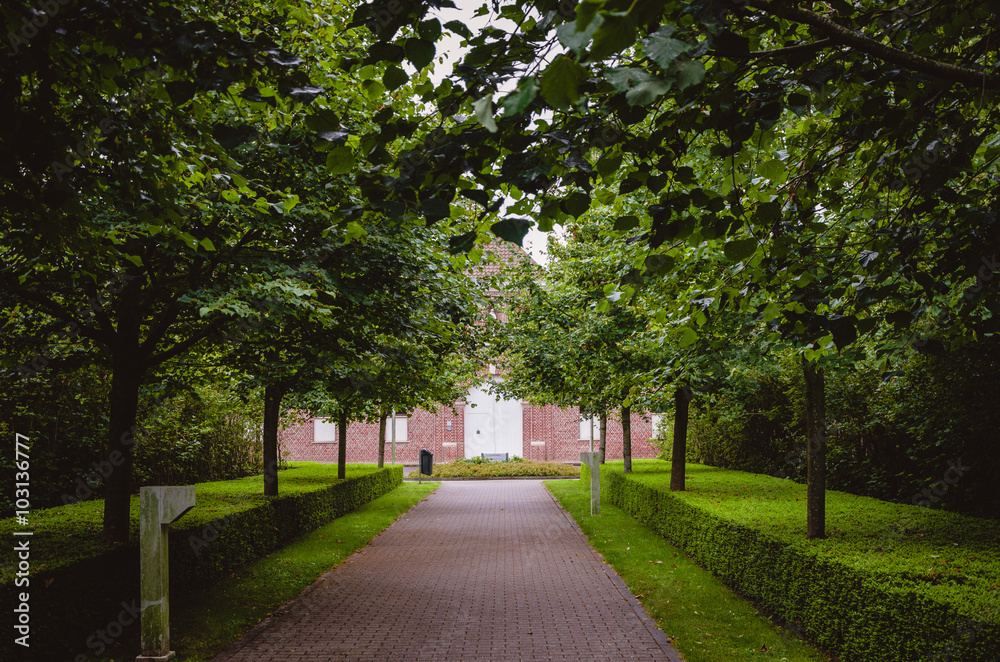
<box><xmin>1</xmin><ymin>463</ymin><xmax>402</xmax><ymax>661</ymax></box>
<box><xmin>583</xmin><ymin>460</ymin><xmax>999</xmax><ymax>662</ymax></box>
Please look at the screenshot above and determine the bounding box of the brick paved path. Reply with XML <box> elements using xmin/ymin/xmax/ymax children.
<box><xmin>213</xmin><ymin>480</ymin><xmax>683</xmax><ymax>661</ymax></box>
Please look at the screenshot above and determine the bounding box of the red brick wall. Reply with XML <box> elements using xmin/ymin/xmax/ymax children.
<box><xmin>281</xmin><ymin>401</ymin><xmax>661</xmax><ymax>464</ymax></box>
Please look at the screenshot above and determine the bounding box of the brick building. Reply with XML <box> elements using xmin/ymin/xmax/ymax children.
<box><xmin>280</xmin><ymin>241</ymin><xmax>664</xmax><ymax>465</ymax></box>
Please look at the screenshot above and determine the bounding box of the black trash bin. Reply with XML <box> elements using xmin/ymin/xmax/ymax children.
<box><xmin>419</xmin><ymin>449</ymin><xmax>433</xmax><ymax>478</ymax></box>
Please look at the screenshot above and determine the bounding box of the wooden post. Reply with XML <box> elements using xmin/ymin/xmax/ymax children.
<box><xmin>137</xmin><ymin>486</ymin><xmax>195</xmax><ymax>661</ymax></box>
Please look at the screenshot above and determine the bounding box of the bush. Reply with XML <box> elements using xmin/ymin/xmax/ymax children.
<box><xmin>429</xmin><ymin>459</ymin><xmax>578</xmax><ymax>477</ymax></box>
<box><xmin>0</xmin><ymin>463</ymin><xmax>402</xmax><ymax>660</ymax></box>
<box><xmin>588</xmin><ymin>460</ymin><xmax>1000</xmax><ymax>662</ymax></box>
<box><xmin>685</xmin><ymin>342</ymin><xmax>1000</xmax><ymax>518</ymax></box>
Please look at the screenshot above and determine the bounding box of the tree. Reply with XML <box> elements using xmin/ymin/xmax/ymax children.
<box><xmin>0</xmin><ymin>0</ymin><xmax>471</xmax><ymax>539</ymax></box>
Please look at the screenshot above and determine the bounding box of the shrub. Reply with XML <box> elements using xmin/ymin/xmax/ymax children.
<box><xmin>588</xmin><ymin>460</ymin><xmax>1000</xmax><ymax>662</ymax></box>
<box><xmin>685</xmin><ymin>342</ymin><xmax>1000</xmax><ymax>519</ymax></box>
<box><xmin>429</xmin><ymin>459</ymin><xmax>578</xmax><ymax>477</ymax></box>
<box><xmin>0</xmin><ymin>463</ymin><xmax>402</xmax><ymax>660</ymax></box>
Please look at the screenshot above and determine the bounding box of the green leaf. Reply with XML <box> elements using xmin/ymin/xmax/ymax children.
<box><xmin>448</xmin><ymin>231</ymin><xmax>478</xmax><ymax>254</ymax></box>
<box><xmin>644</xmin><ymin>254</ymin><xmax>675</xmax><ymax>275</ymax></box>
<box><xmin>540</xmin><ymin>55</ymin><xmax>585</xmax><ymax>110</ymax></box>
<box><xmin>576</xmin><ymin>0</ymin><xmax>603</xmax><ymax>31</ymax></box>
<box><xmin>125</xmin><ymin>254</ymin><xmax>143</xmax><ymax>267</ymax></box>
<box><xmin>444</xmin><ymin>20</ymin><xmax>472</xmax><ymax>39</ymax></box>
<box><xmin>788</xmin><ymin>92</ymin><xmax>811</xmax><ymax>116</ymax></box>
<box><xmin>596</xmin><ymin>298</ymin><xmax>611</xmax><ymax>313</ymax></box>
<box><xmin>361</xmin><ymin>79</ymin><xmax>386</xmax><ymax>100</ymax></box>
<box><xmin>221</xmin><ymin>190</ymin><xmax>240</xmax><ymax>203</ymax></box>
<box><xmin>758</xmin><ymin>159</ymin><xmax>786</xmax><ymax>183</ymax></box>
<box><xmin>724</xmin><ymin>238</ymin><xmax>757</xmax><ymax>262</ymax></box>
<box><xmin>344</xmin><ymin>221</ymin><xmax>367</xmax><ymax>244</ymax></box>
<box><xmin>588</xmin><ymin>13</ymin><xmax>636</xmax><ymax>63</ymax></box>
<box><xmin>557</xmin><ymin>12</ymin><xmax>603</xmax><ymax>58</ymax></box>
<box><xmin>596</xmin><ymin>152</ymin><xmax>623</xmax><ymax>178</ymax></box>
<box><xmin>502</xmin><ymin>78</ymin><xmax>538</xmax><ymax>115</ymax></box>
<box><xmin>678</xmin><ymin>326</ymin><xmax>698</xmax><ymax>348</ymax></box>
<box><xmin>326</xmin><ymin>146</ymin><xmax>355</xmax><ymax>175</ymax></box>
<box><xmin>627</xmin><ymin>78</ymin><xmax>671</xmax><ymax>106</ymax></box>
<box><xmin>418</xmin><ymin>18</ymin><xmax>442</xmax><ymax>43</ymax></box>
<box><xmin>762</xmin><ymin>302</ymin><xmax>782</xmax><ymax>322</ymax></box>
<box><xmin>383</xmin><ymin>65</ymin><xmax>409</xmax><ymax>91</ymax></box>
<box><xmin>473</xmin><ymin>96</ymin><xmax>498</xmax><ymax>133</ymax></box>
<box><xmin>561</xmin><ymin>191</ymin><xmax>591</xmax><ymax>218</ymax></box>
<box><xmin>644</xmin><ymin>31</ymin><xmax>689</xmax><ymax>69</ymax></box>
<box><xmin>200</xmin><ymin>238</ymin><xmax>216</xmax><ymax>252</ymax></box>
<box><xmin>305</xmin><ymin>109</ymin><xmax>340</xmax><ymax>133</ymax></box>
<box><xmin>490</xmin><ymin>217</ymin><xmax>533</xmax><ymax>245</ymax></box>
<box><xmin>605</xmin><ymin>67</ymin><xmax>672</xmax><ymax>106</ymax></box>
<box><xmin>614</xmin><ymin>215</ymin><xmax>640</xmax><ymax>231</ymax></box>
<box><xmin>405</xmin><ymin>38</ymin><xmax>436</xmax><ymax>70</ymax></box>
<box><xmin>827</xmin><ymin>315</ymin><xmax>857</xmax><ymax>349</ymax></box>
<box><xmin>595</xmin><ymin>189</ymin><xmax>616</xmax><ymax>205</ymax></box>
<box><xmin>675</xmin><ymin>60</ymin><xmax>705</xmax><ymax>91</ymax></box>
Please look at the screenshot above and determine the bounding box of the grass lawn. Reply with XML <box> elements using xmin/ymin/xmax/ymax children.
<box><xmin>546</xmin><ymin>478</ymin><xmax>833</xmax><ymax>662</ymax></box>
<box><xmin>427</xmin><ymin>457</ymin><xmax>579</xmax><ymax>477</ymax></box>
<box><xmin>97</xmin><ymin>481</ymin><xmax>438</xmax><ymax>662</ymax></box>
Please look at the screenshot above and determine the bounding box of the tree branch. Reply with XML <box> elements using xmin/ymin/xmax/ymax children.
<box><xmin>747</xmin><ymin>0</ymin><xmax>1000</xmax><ymax>89</ymax></box>
<box><xmin>749</xmin><ymin>38</ymin><xmax>834</xmax><ymax>58</ymax></box>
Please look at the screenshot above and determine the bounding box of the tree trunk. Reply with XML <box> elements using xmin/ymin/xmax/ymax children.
<box><xmin>102</xmin><ymin>275</ymin><xmax>144</xmax><ymax>543</ymax></box>
<box><xmin>670</xmin><ymin>385</ymin><xmax>692</xmax><ymax>492</ymax></box>
<box><xmin>804</xmin><ymin>360</ymin><xmax>827</xmax><ymax>539</ymax></box>
<box><xmin>378</xmin><ymin>407</ymin><xmax>387</xmax><ymax>468</ymax></box>
<box><xmin>102</xmin><ymin>348</ymin><xmax>143</xmax><ymax>543</ymax></box>
<box><xmin>262</xmin><ymin>384</ymin><xmax>283</xmax><ymax>496</ymax></box>
<box><xmin>337</xmin><ymin>408</ymin><xmax>348</xmax><ymax>480</ymax></box>
<box><xmin>598</xmin><ymin>411</ymin><xmax>607</xmax><ymax>464</ymax></box>
<box><xmin>622</xmin><ymin>404</ymin><xmax>632</xmax><ymax>473</ymax></box>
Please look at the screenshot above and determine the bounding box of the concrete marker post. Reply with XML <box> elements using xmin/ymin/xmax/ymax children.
<box><xmin>580</xmin><ymin>451</ymin><xmax>600</xmax><ymax>515</ymax></box>
<box><xmin>137</xmin><ymin>486</ymin><xmax>195</xmax><ymax>662</ymax></box>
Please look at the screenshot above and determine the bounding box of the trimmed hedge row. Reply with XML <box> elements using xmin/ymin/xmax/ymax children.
<box><xmin>582</xmin><ymin>462</ymin><xmax>999</xmax><ymax>662</ymax></box>
<box><xmin>3</xmin><ymin>464</ymin><xmax>402</xmax><ymax>660</ymax></box>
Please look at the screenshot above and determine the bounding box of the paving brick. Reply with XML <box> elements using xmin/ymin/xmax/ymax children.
<box><xmin>213</xmin><ymin>480</ymin><xmax>682</xmax><ymax>661</ymax></box>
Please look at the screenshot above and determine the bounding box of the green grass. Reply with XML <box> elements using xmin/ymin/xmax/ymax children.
<box><xmin>96</xmin><ymin>481</ymin><xmax>438</xmax><ymax>661</ymax></box>
<box><xmin>546</xmin><ymin>478</ymin><xmax>833</xmax><ymax>662</ymax></box>
<box><xmin>428</xmin><ymin>458</ymin><xmax>579</xmax><ymax>477</ymax></box>
<box><xmin>0</xmin><ymin>462</ymin><xmax>381</xmax><ymax>583</ymax></box>
<box><xmin>619</xmin><ymin>460</ymin><xmax>1000</xmax><ymax>614</ymax></box>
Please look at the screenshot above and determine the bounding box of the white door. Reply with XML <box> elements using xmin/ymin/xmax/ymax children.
<box><xmin>464</xmin><ymin>384</ymin><xmax>523</xmax><ymax>458</ymax></box>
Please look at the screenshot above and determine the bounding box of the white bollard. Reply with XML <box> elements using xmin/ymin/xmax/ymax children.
<box><xmin>580</xmin><ymin>452</ymin><xmax>600</xmax><ymax>516</ymax></box>
<box><xmin>137</xmin><ymin>486</ymin><xmax>195</xmax><ymax>662</ymax></box>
